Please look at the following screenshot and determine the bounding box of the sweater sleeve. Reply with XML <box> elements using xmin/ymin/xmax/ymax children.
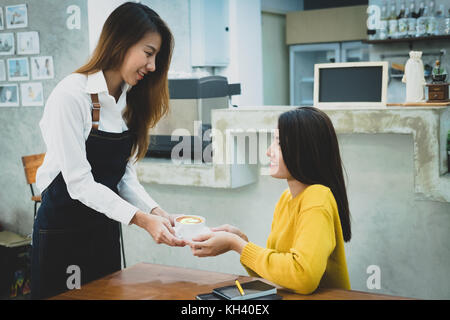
<box><xmin>240</xmin><ymin>207</ymin><xmax>336</xmax><ymax>294</ymax></box>
<box><xmin>242</xmin><ymin>264</ymin><xmax>261</xmax><ymax>278</ymax></box>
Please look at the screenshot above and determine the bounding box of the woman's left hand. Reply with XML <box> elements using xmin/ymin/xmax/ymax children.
<box><xmin>151</xmin><ymin>207</ymin><xmax>176</xmax><ymax>226</ymax></box>
<box><xmin>211</xmin><ymin>224</ymin><xmax>248</xmax><ymax>242</ymax></box>
<box><xmin>189</xmin><ymin>231</ymin><xmax>247</xmax><ymax>257</ymax></box>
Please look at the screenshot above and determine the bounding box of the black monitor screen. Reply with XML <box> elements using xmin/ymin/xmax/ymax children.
<box><xmin>318</xmin><ymin>66</ymin><xmax>383</xmax><ymax>102</ymax></box>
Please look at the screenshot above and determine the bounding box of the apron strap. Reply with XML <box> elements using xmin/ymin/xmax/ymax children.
<box><xmin>91</xmin><ymin>93</ymin><xmax>101</xmax><ymax>130</ymax></box>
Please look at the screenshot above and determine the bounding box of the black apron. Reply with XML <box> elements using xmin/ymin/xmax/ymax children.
<box><xmin>31</xmin><ymin>93</ymin><xmax>134</xmax><ymax>299</ymax></box>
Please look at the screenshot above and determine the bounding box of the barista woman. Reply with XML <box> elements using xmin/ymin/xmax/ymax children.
<box><xmin>31</xmin><ymin>2</ymin><xmax>185</xmax><ymax>299</ymax></box>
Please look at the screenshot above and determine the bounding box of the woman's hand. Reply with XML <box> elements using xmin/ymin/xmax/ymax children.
<box><xmin>211</xmin><ymin>224</ymin><xmax>249</xmax><ymax>242</ymax></box>
<box><xmin>131</xmin><ymin>211</ymin><xmax>185</xmax><ymax>247</ymax></box>
<box><xmin>150</xmin><ymin>207</ymin><xmax>176</xmax><ymax>226</ymax></box>
<box><xmin>188</xmin><ymin>231</ymin><xmax>247</xmax><ymax>257</ymax></box>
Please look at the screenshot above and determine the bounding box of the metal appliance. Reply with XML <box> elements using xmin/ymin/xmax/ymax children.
<box><xmin>147</xmin><ymin>76</ymin><xmax>241</xmax><ymax>162</ymax></box>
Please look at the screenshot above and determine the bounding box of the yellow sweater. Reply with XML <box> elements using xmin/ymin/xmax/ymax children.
<box><xmin>240</xmin><ymin>184</ymin><xmax>351</xmax><ymax>295</ymax></box>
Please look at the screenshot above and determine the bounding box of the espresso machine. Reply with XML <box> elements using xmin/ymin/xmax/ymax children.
<box><xmin>147</xmin><ymin>76</ymin><xmax>241</xmax><ymax>162</ymax></box>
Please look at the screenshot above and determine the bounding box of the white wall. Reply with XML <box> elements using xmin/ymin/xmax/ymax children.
<box><xmin>220</xmin><ymin>0</ymin><xmax>263</xmax><ymax>106</ymax></box>
<box><xmin>87</xmin><ymin>0</ymin><xmax>125</xmax><ymax>53</ymax></box>
<box><xmin>262</xmin><ymin>12</ymin><xmax>289</xmax><ymax>105</ymax></box>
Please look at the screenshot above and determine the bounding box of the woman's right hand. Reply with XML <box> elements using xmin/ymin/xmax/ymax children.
<box><xmin>131</xmin><ymin>211</ymin><xmax>186</xmax><ymax>247</ymax></box>
<box><xmin>211</xmin><ymin>224</ymin><xmax>248</xmax><ymax>242</ymax></box>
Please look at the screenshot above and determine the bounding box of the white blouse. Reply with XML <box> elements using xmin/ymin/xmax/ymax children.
<box><xmin>36</xmin><ymin>71</ymin><xmax>159</xmax><ymax>225</ymax></box>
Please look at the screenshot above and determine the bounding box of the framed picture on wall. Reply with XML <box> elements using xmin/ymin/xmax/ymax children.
<box><xmin>5</xmin><ymin>4</ymin><xmax>28</xmax><ymax>29</ymax></box>
<box><xmin>0</xmin><ymin>84</ymin><xmax>19</xmax><ymax>107</ymax></box>
<box><xmin>7</xmin><ymin>57</ymin><xmax>29</xmax><ymax>81</ymax></box>
<box><xmin>31</xmin><ymin>56</ymin><xmax>54</xmax><ymax>80</ymax></box>
<box><xmin>17</xmin><ymin>31</ymin><xmax>40</xmax><ymax>55</ymax></box>
<box><xmin>20</xmin><ymin>82</ymin><xmax>44</xmax><ymax>106</ymax></box>
<box><xmin>0</xmin><ymin>60</ymin><xmax>5</xmax><ymax>81</ymax></box>
<box><xmin>0</xmin><ymin>33</ymin><xmax>15</xmax><ymax>55</ymax></box>
<box><xmin>0</xmin><ymin>8</ymin><xmax>4</xmax><ymax>30</ymax></box>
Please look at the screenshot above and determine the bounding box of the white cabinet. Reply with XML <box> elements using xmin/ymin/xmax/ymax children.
<box><xmin>190</xmin><ymin>0</ymin><xmax>230</xmax><ymax>67</ymax></box>
<box><xmin>341</xmin><ymin>41</ymin><xmax>370</xmax><ymax>62</ymax></box>
<box><xmin>289</xmin><ymin>41</ymin><xmax>369</xmax><ymax>106</ymax></box>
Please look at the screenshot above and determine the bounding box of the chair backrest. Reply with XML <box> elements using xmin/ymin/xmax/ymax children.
<box><xmin>21</xmin><ymin>153</ymin><xmax>45</xmax><ymax>185</ymax></box>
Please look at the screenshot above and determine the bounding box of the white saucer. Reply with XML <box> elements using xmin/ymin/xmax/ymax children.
<box><xmin>174</xmin><ymin>225</ymin><xmax>212</xmax><ymax>240</ymax></box>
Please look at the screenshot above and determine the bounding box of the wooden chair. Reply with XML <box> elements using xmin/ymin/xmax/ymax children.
<box><xmin>21</xmin><ymin>153</ymin><xmax>45</xmax><ymax>218</ymax></box>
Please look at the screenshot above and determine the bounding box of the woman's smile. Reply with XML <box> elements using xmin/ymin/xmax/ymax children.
<box><xmin>137</xmin><ymin>70</ymin><xmax>147</xmax><ymax>80</ymax></box>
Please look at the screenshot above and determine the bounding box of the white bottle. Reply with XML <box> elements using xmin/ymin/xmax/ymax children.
<box><xmin>407</xmin><ymin>0</ymin><xmax>417</xmax><ymax>37</ymax></box>
<box><xmin>378</xmin><ymin>0</ymin><xmax>389</xmax><ymax>39</ymax></box>
<box><xmin>416</xmin><ymin>1</ymin><xmax>427</xmax><ymax>37</ymax></box>
<box><xmin>445</xmin><ymin>8</ymin><xmax>450</xmax><ymax>35</ymax></box>
<box><xmin>402</xmin><ymin>51</ymin><xmax>426</xmax><ymax>103</ymax></box>
<box><xmin>388</xmin><ymin>0</ymin><xmax>398</xmax><ymax>38</ymax></box>
<box><xmin>427</xmin><ymin>0</ymin><xmax>437</xmax><ymax>36</ymax></box>
<box><xmin>435</xmin><ymin>4</ymin><xmax>445</xmax><ymax>35</ymax></box>
<box><xmin>398</xmin><ymin>0</ymin><xmax>409</xmax><ymax>37</ymax></box>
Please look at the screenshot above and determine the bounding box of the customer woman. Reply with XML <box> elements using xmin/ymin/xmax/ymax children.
<box><xmin>189</xmin><ymin>107</ymin><xmax>352</xmax><ymax>294</ymax></box>
<box><xmin>32</xmin><ymin>2</ymin><xmax>185</xmax><ymax>300</ymax></box>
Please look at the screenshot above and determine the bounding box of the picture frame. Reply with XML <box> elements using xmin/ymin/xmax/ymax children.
<box><xmin>0</xmin><ymin>60</ymin><xmax>5</xmax><ymax>81</ymax></box>
<box><xmin>20</xmin><ymin>82</ymin><xmax>44</xmax><ymax>106</ymax></box>
<box><xmin>6</xmin><ymin>4</ymin><xmax>28</xmax><ymax>29</ymax></box>
<box><xmin>313</xmin><ymin>61</ymin><xmax>389</xmax><ymax>109</ymax></box>
<box><xmin>0</xmin><ymin>33</ymin><xmax>15</xmax><ymax>56</ymax></box>
<box><xmin>0</xmin><ymin>8</ymin><xmax>4</xmax><ymax>31</ymax></box>
<box><xmin>17</xmin><ymin>31</ymin><xmax>40</xmax><ymax>55</ymax></box>
<box><xmin>31</xmin><ymin>56</ymin><xmax>54</xmax><ymax>80</ymax></box>
<box><xmin>0</xmin><ymin>84</ymin><xmax>19</xmax><ymax>107</ymax></box>
<box><xmin>7</xmin><ymin>57</ymin><xmax>30</xmax><ymax>81</ymax></box>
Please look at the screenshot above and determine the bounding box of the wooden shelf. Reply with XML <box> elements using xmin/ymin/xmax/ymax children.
<box><xmin>364</xmin><ymin>35</ymin><xmax>450</xmax><ymax>51</ymax></box>
<box><xmin>364</xmin><ymin>34</ymin><xmax>450</xmax><ymax>45</ymax></box>
<box><xmin>387</xmin><ymin>101</ymin><xmax>450</xmax><ymax>106</ymax></box>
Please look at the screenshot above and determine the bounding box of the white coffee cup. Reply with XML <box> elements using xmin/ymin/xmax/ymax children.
<box><xmin>173</xmin><ymin>215</ymin><xmax>210</xmax><ymax>240</ymax></box>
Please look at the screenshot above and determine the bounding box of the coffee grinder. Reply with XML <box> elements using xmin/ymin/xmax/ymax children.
<box><xmin>426</xmin><ymin>51</ymin><xmax>449</xmax><ymax>103</ymax></box>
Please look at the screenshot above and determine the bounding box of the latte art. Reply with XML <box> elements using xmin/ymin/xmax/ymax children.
<box><xmin>176</xmin><ymin>216</ymin><xmax>203</xmax><ymax>225</ymax></box>
<box><xmin>174</xmin><ymin>215</ymin><xmax>208</xmax><ymax>240</ymax></box>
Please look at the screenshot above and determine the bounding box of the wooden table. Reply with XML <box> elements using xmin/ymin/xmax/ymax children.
<box><xmin>51</xmin><ymin>262</ymin><xmax>413</xmax><ymax>300</ymax></box>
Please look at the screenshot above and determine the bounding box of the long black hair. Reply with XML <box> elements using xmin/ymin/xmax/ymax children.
<box><xmin>278</xmin><ymin>107</ymin><xmax>351</xmax><ymax>242</ymax></box>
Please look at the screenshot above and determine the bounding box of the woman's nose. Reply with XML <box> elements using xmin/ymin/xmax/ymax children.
<box><xmin>146</xmin><ymin>63</ymin><xmax>155</xmax><ymax>72</ymax></box>
<box><xmin>146</xmin><ymin>58</ymin><xmax>156</xmax><ymax>72</ymax></box>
